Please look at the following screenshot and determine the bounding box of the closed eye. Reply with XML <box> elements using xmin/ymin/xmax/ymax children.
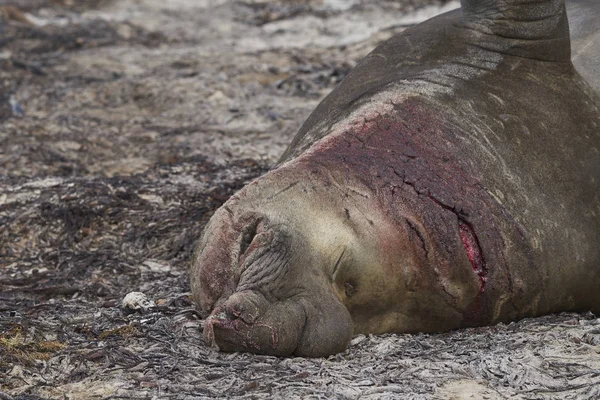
<box><xmin>405</xmin><ymin>219</ymin><xmax>427</xmax><ymax>257</ymax></box>
<box><xmin>332</xmin><ymin>247</ymin><xmax>346</xmax><ymax>280</ymax></box>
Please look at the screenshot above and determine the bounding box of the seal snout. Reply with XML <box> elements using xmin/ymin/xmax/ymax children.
<box><xmin>203</xmin><ymin>289</ymin><xmax>309</xmax><ymax>356</ymax></box>
<box><xmin>203</xmin><ymin>290</ymin><xmax>268</xmax><ymax>352</ymax></box>
<box><xmin>194</xmin><ymin>202</ymin><xmax>355</xmax><ymax>356</ymax></box>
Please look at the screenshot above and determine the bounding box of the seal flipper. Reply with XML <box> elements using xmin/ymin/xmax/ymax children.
<box><xmin>460</xmin><ymin>0</ymin><xmax>571</xmax><ymax>62</ymax></box>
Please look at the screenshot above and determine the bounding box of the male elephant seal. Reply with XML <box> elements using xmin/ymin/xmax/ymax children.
<box><xmin>191</xmin><ymin>0</ymin><xmax>600</xmax><ymax>357</ymax></box>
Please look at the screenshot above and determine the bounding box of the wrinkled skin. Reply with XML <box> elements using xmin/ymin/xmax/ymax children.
<box><xmin>191</xmin><ymin>0</ymin><xmax>600</xmax><ymax>357</ymax></box>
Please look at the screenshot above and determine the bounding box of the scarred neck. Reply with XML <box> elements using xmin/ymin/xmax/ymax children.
<box><xmin>460</xmin><ymin>0</ymin><xmax>570</xmax><ymax>62</ymax></box>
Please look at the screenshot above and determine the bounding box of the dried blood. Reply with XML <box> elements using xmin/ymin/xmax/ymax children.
<box><xmin>459</xmin><ymin>221</ymin><xmax>487</xmax><ymax>292</ymax></box>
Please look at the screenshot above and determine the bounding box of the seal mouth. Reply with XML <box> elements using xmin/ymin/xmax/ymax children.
<box><xmin>458</xmin><ymin>220</ymin><xmax>487</xmax><ymax>292</ymax></box>
<box><xmin>204</xmin><ymin>312</ymin><xmax>254</xmax><ymax>352</ymax></box>
<box><xmin>203</xmin><ymin>291</ymin><xmax>271</xmax><ymax>352</ymax></box>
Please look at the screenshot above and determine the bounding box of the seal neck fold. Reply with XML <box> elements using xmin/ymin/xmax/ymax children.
<box><xmin>460</xmin><ymin>0</ymin><xmax>571</xmax><ymax>62</ymax></box>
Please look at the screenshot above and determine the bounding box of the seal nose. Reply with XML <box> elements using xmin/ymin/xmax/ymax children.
<box><xmin>203</xmin><ymin>291</ymin><xmax>270</xmax><ymax>352</ymax></box>
<box><xmin>221</xmin><ymin>291</ymin><xmax>264</xmax><ymax>324</ymax></box>
<box><xmin>239</xmin><ymin>218</ymin><xmax>260</xmax><ymax>257</ymax></box>
<box><xmin>237</xmin><ymin>217</ymin><xmax>274</xmax><ymax>260</ymax></box>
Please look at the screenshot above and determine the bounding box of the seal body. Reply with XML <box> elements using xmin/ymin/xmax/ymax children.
<box><xmin>191</xmin><ymin>0</ymin><xmax>600</xmax><ymax>357</ymax></box>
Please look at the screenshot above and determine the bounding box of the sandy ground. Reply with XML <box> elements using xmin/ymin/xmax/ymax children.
<box><xmin>1</xmin><ymin>0</ymin><xmax>599</xmax><ymax>399</ymax></box>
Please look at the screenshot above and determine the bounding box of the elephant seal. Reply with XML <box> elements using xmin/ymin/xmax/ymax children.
<box><xmin>191</xmin><ymin>0</ymin><xmax>600</xmax><ymax>357</ymax></box>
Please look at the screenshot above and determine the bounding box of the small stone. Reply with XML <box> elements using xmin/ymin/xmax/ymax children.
<box><xmin>121</xmin><ymin>292</ymin><xmax>156</xmax><ymax>312</ymax></box>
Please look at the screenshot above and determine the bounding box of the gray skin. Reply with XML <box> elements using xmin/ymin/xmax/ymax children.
<box><xmin>191</xmin><ymin>0</ymin><xmax>600</xmax><ymax>357</ymax></box>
